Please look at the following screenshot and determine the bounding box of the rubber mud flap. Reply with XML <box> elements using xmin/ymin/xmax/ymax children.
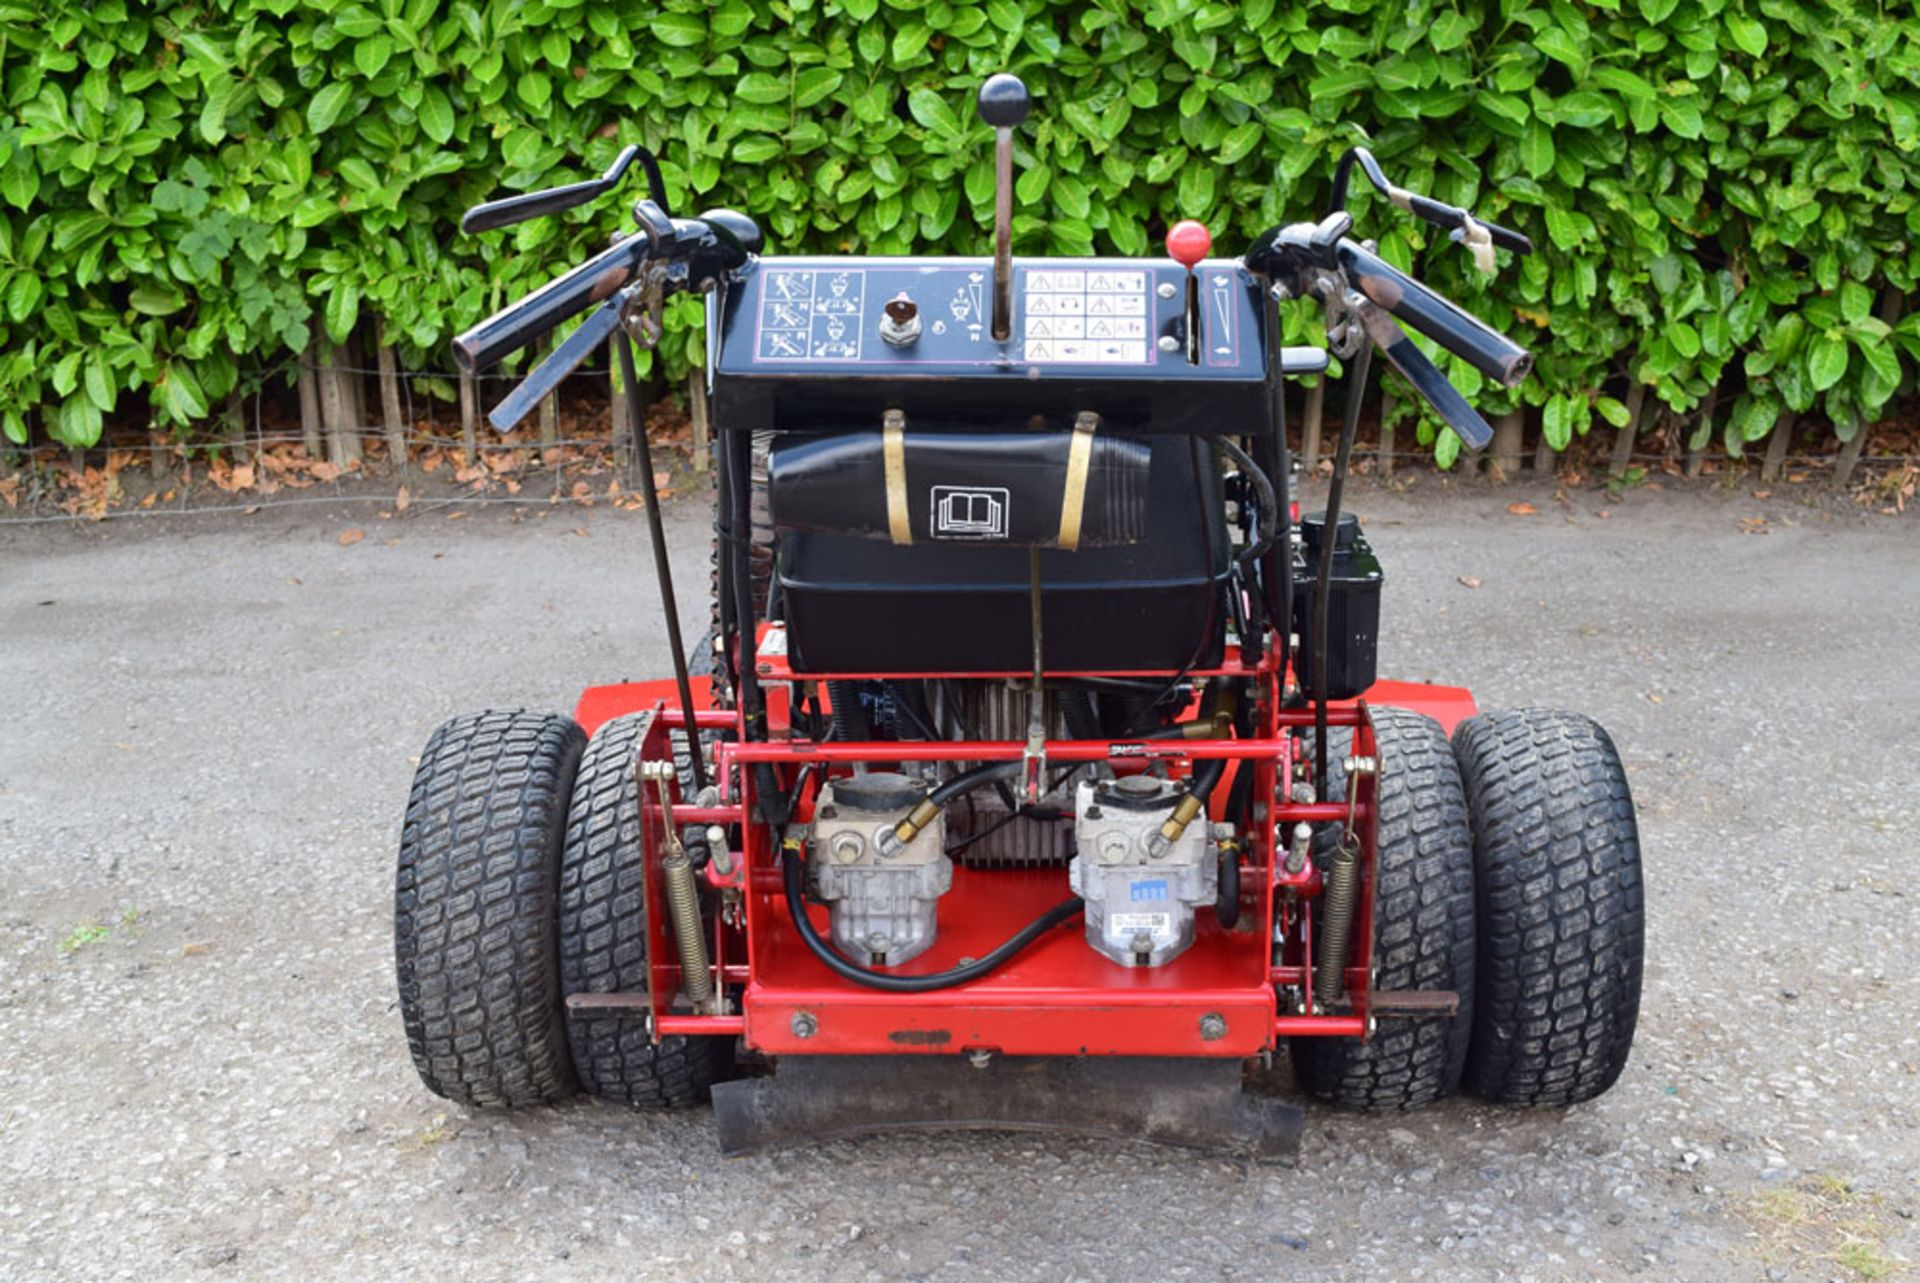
<box><xmin>711</xmin><ymin>1056</ymin><xmax>1302</xmax><ymax>1160</ymax></box>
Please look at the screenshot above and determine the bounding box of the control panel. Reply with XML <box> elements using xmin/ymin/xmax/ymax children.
<box><xmin>715</xmin><ymin>255</ymin><xmax>1265</xmax><ymax>381</ymax></box>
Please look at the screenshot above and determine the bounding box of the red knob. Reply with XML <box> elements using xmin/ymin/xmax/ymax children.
<box><xmin>1167</xmin><ymin>219</ymin><xmax>1211</xmax><ymax>269</ymax></box>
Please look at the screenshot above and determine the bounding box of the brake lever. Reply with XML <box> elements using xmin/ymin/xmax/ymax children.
<box><xmin>1351</xmin><ymin>297</ymin><xmax>1495</xmax><ymax>452</ymax></box>
<box><xmin>461</xmin><ymin>143</ymin><xmax>674</xmax><ymax>234</ymax></box>
<box><xmin>485</xmin><ymin>292</ymin><xmax>627</xmax><ymax>432</ymax></box>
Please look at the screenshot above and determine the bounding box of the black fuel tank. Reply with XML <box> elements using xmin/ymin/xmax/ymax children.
<box><xmin>776</xmin><ymin>436</ymin><xmax>1229</xmax><ymax>674</ymax></box>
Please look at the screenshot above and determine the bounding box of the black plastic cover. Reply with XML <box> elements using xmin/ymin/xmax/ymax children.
<box><xmin>769</xmin><ymin>428</ymin><xmax>1150</xmax><ymax>549</ymax></box>
<box><xmin>1290</xmin><ymin>513</ymin><xmax>1383</xmax><ymax>700</ymax></box>
<box><xmin>778</xmin><ymin>437</ymin><xmax>1229</xmax><ymax>674</ymax></box>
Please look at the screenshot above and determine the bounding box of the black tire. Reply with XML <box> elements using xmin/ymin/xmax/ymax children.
<box><xmin>558</xmin><ymin>711</ymin><xmax>733</xmax><ymax>1108</ymax></box>
<box><xmin>395</xmin><ymin>710</ymin><xmax>585</xmax><ymax>1108</ymax></box>
<box><xmin>1292</xmin><ymin>706</ymin><xmax>1477</xmax><ymax>1111</ymax></box>
<box><xmin>1453</xmin><ymin>709</ymin><xmax>1643</xmax><ymax>1106</ymax></box>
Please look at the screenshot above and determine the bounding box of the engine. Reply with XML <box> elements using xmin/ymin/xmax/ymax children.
<box><xmin>1068</xmin><ymin>775</ymin><xmax>1219</xmax><ymax>967</ymax></box>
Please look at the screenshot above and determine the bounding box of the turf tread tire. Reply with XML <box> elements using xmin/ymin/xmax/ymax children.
<box><xmin>558</xmin><ymin>712</ymin><xmax>731</xmax><ymax>1109</ymax></box>
<box><xmin>1292</xmin><ymin>707</ymin><xmax>1477</xmax><ymax>1111</ymax></box>
<box><xmin>1453</xmin><ymin>708</ymin><xmax>1643</xmax><ymax>1107</ymax></box>
<box><xmin>395</xmin><ymin>710</ymin><xmax>585</xmax><ymax>1108</ymax></box>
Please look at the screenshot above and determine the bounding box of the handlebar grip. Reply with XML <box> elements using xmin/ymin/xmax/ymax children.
<box><xmin>1335</xmin><ymin>238</ymin><xmax>1532</xmax><ymax>387</ymax></box>
<box><xmin>452</xmin><ymin>232</ymin><xmax>651</xmax><ymax>373</ymax></box>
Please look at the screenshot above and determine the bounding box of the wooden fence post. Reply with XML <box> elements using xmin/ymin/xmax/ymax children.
<box><xmin>1533</xmin><ymin>407</ymin><xmax>1556</xmax><ymax>475</ymax></box>
<box><xmin>1489</xmin><ymin>409</ymin><xmax>1523</xmax><ymax>480</ymax></box>
<box><xmin>375</xmin><ymin>317</ymin><xmax>406</xmax><ymax>471</ymax></box>
<box><xmin>1377</xmin><ymin>391</ymin><xmax>1395</xmax><ymax>477</ymax></box>
<box><xmin>1609</xmin><ymin>382</ymin><xmax>1647</xmax><ymax>479</ymax></box>
<box><xmin>687</xmin><ymin>372</ymin><xmax>710</xmax><ymax>486</ymax></box>
<box><xmin>1759</xmin><ymin>410</ymin><xmax>1798</xmax><ymax>482</ymax></box>
<box><xmin>537</xmin><ymin>335</ymin><xmax>560</xmax><ymax>464</ymax></box>
<box><xmin>149</xmin><ymin>431</ymin><xmax>170</xmax><ymax>484</ymax></box>
<box><xmin>689</xmin><ymin>368</ymin><xmax>710</xmax><ymax>472</ymax></box>
<box><xmin>318</xmin><ymin>340</ymin><xmax>361</xmax><ymax>469</ymax></box>
<box><xmin>297</xmin><ymin>330</ymin><xmax>323</xmax><ymax>457</ymax></box>
<box><xmin>457</xmin><ymin>368</ymin><xmax>478</xmax><ymax>467</ymax></box>
<box><xmin>1831</xmin><ymin>418</ymin><xmax>1868</xmax><ymax>489</ymax></box>
<box><xmin>608</xmin><ymin>337</ymin><xmax>632</xmax><ymax>481</ymax></box>
<box><xmin>1298</xmin><ymin>379</ymin><xmax>1325</xmax><ymax>477</ymax></box>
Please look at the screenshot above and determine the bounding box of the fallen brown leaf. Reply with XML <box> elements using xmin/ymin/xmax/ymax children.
<box><xmin>395</xmin><ymin>485</ymin><xmax>411</xmax><ymax>512</ymax></box>
<box><xmin>572</xmin><ymin>527</ymin><xmax>589</xmax><ymax>537</ymax></box>
<box><xmin>1457</xmin><ymin>575</ymin><xmax>1482</xmax><ymax>590</ymax></box>
<box><xmin>1752</xmin><ymin>489</ymin><xmax>1773</xmax><ymax>500</ymax></box>
<box><xmin>447</xmin><ymin>511</ymin><xmax>468</xmax><ymax>521</ymax></box>
<box><xmin>338</xmin><ymin>528</ymin><xmax>366</xmax><ymax>546</ymax></box>
<box><xmin>1507</xmin><ymin>501</ymin><xmax>1537</xmax><ymax>516</ymax></box>
<box><xmin>182</xmin><ymin>942</ymin><xmax>210</xmax><ymax>957</ymax></box>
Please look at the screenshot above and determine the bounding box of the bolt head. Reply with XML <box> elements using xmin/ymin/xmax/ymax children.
<box><xmin>790</xmin><ymin>1011</ymin><xmax>818</xmax><ymax>1039</ymax></box>
<box><xmin>1157</xmin><ymin>334</ymin><xmax>1180</xmax><ymax>353</ymax></box>
<box><xmin>1199</xmin><ymin>1012</ymin><xmax>1228</xmax><ymax>1041</ymax></box>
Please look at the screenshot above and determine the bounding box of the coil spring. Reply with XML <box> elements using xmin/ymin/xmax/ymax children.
<box><xmin>1313</xmin><ymin>843</ymin><xmax>1359</xmax><ymax>1008</ymax></box>
<box><xmin>662</xmin><ymin>849</ymin><xmax>715</xmax><ymax>1009</ymax></box>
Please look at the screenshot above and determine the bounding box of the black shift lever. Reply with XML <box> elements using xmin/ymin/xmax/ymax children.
<box><xmin>976</xmin><ymin>74</ymin><xmax>1030</xmax><ymax>344</ymax></box>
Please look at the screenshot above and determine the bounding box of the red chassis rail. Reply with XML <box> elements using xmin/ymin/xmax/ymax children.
<box><xmin>572</xmin><ymin>630</ymin><xmax>1474</xmax><ymax>1061</ymax></box>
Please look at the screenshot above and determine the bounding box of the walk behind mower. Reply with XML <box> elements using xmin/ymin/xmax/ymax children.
<box><xmin>395</xmin><ymin>75</ymin><xmax>1644</xmax><ymax>1157</ymax></box>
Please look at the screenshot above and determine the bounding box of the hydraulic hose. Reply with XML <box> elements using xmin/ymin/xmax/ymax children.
<box><xmin>1217</xmin><ymin>435</ymin><xmax>1277</xmax><ymax>571</ymax></box>
<box><xmin>781</xmin><ymin>840</ymin><xmax>1081</xmax><ymax>992</ymax></box>
<box><xmin>826</xmin><ymin>679</ymin><xmax>869</xmax><ymax>741</ymax></box>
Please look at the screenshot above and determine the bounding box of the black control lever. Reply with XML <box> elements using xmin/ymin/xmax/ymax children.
<box><xmin>460</xmin><ymin>143</ymin><xmax>672</xmax><ymax>234</ymax></box>
<box><xmin>1354</xmin><ymin>302</ymin><xmax>1494</xmax><ymax>451</ymax></box>
<box><xmin>976</xmin><ymin>73</ymin><xmax>1030</xmax><ymax>343</ymax></box>
<box><xmin>1328</xmin><ymin>146</ymin><xmax>1532</xmax><ymax>260</ymax></box>
<box><xmin>484</xmin><ymin>291</ymin><xmax>628</xmax><ymax>432</ymax></box>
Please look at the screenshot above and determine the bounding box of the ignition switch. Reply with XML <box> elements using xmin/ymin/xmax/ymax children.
<box><xmin>879</xmin><ymin>292</ymin><xmax>922</xmax><ymax>346</ymax></box>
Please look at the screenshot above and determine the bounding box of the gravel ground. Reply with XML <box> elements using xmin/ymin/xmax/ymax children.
<box><xmin>2</xmin><ymin>479</ymin><xmax>1915</xmax><ymax>1282</ymax></box>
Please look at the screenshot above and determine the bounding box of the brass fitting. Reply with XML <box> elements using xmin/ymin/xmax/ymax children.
<box><xmin>1146</xmin><ymin>792</ymin><xmax>1206</xmax><ymax>859</ymax></box>
<box><xmin>877</xmin><ymin>797</ymin><xmax>941</xmax><ymax>858</ymax></box>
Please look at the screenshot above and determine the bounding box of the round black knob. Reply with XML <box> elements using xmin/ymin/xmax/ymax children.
<box><xmin>976</xmin><ymin>73</ymin><xmax>1030</xmax><ymax>128</ymax></box>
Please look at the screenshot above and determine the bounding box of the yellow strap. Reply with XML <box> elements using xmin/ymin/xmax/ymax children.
<box><xmin>1056</xmin><ymin>420</ymin><xmax>1096</xmax><ymax>551</ymax></box>
<box><xmin>883</xmin><ymin>415</ymin><xmax>912</xmax><ymax>545</ymax></box>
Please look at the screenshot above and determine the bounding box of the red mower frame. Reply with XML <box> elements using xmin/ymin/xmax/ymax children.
<box><xmin>570</xmin><ymin>625</ymin><xmax>1479</xmax><ymax>1064</ymax></box>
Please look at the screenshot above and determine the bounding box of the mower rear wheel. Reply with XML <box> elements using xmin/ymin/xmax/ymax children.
<box><xmin>394</xmin><ymin>710</ymin><xmax>585</xmax><ymax>1108</ymax></box>
<box><xmin>1452</xmin><ymin>709</ymin><xmax>1643</xmax><ymax>1107</ymax></box>
<box><xmin>1292</xmin><ymin>707</ymin><xmax>1476</xmax><ymax>1111</ymax></box>
<box><xmin>557</xmin><ymin>711</ymin><xmax>734</xmax><ymax>1109</ymax></box>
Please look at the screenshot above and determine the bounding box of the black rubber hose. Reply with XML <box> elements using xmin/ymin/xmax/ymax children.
<box><xmin>1218</xmin><ymin>435</ymin><xmax>1277</xmax><ymax>571</ymax></box>
<box><xmin>1185</xmin><ymin>756</ymin><xmax>1227</xmax><ymax>805</ymax></box>
<box><xmin>782</xmin><ymin>844</ymin><xmax>1082</xmax><ymax>992</ymax></box>
<box><xmin>1058</xmin><ymin>686</ymin><xmax>1102</xmax><ymax>741</ymax></box>
<box><xmin>928</xmin><ymin>760</ymin><xmax>1022</xmax><ymax>807</ymax></box>
<box><xmin>1314</xmin><ymin>345</ymin><xmax>1372</xmax><ymax>802</ymax></box>
<box><xmin>826</xmin><ymin>680</ymin><xmax>868</xmax><ymax>741</ymax></box>
<box><xmin>1215</xmin><ymin>842</ymin><xmax>1241</xmax><ymax>929</ymax></box>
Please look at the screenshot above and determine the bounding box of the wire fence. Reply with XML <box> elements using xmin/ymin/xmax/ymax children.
<box><xmin>1</xmin><ymin>355</ymin><xmax>1912</xmax><ymax>524</ymax></box>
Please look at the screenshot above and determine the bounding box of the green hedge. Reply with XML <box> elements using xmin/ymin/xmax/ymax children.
<box><xmin>3</xmin><ymin>0</ymin><xmax>1918</xmax><ymax>462</ymax></box>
